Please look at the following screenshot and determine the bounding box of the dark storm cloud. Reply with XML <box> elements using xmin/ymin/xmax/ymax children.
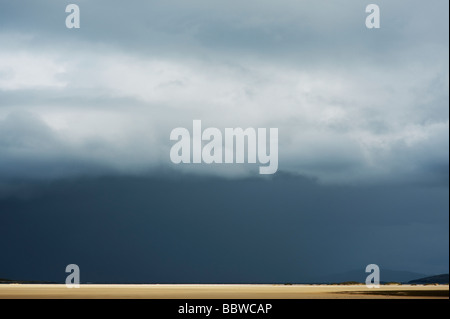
<box><xmin>0</xmin><ymin>175</ymin><xmax>448</xmax><ymax>283</ymax></box>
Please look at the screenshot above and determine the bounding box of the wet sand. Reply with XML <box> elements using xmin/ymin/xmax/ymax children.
<box><xmin>0</xmin><ymin>284</ymin><xmax>448</xmax><ymax>299</ymax></box>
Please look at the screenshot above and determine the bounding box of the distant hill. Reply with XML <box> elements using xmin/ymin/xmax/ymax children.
<box><xmin>0</xmin><ymin>278</ymin><xmax>56</xmax><ymax>284</ymax></box>
<box><xmin>310</xmin><ymin>269</ymin><xmax>427</xmax><ymax>284</ymax></box>
<box><xmin>409</xmin><ymin>274</ymin><xmax>449</xmax><ymax>285</ymax></box>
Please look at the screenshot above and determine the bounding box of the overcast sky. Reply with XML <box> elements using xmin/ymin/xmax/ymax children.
<box><xmin>0</xmin><ymin>1</ymin><xmax>448</xmax><ymax>282</ymax></box>
<box><xmin>0</xmin><ymin>0</ymin><xmax>448</xmax><ymax>184</ymax></box>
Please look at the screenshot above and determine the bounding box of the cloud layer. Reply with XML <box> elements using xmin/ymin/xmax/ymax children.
<box><xmin>0</xmin><ymin>0</ymin><xmax>448</xmax><ymax>185</ymax></box>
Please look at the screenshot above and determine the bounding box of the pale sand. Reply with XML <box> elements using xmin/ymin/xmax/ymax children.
<box><xmin>0</xmin><ymin>284</ymin><xmax>448</xmax><ymax>299</ymax></box>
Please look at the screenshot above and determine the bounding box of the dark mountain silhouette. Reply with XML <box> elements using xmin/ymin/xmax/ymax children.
<box><xmin>409</xmin><ymin>274</ymin><xmax>449</xmax><ymax>285</ymax></box>
<box><xmin>309</xmin><ymin>269</ymin><xmax>427</xmax><ymax>284</ymax></box>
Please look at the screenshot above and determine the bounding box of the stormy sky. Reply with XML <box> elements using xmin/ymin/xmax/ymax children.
<box><xmin>0</xmin><ymin>0</ymin><xmax>448</xmax><ymax>283</ymax></box>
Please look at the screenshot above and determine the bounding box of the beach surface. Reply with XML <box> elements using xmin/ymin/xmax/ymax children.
<box><xmin>0</xmin><ymin>284</ymin><xmax>448</xmax><ymax>299</ymax></box>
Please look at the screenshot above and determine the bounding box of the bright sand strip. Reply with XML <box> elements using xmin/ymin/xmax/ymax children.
<box><xmin>0</xmin><ymin>284</ymin><xmax>448</xmax><ymax>299</ymax></box>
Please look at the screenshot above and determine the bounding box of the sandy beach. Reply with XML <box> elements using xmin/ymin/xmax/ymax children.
<box><xmin>0</xmin><ymin>284</ymin><xmax>448</xmax><ymax>299</ymax></box>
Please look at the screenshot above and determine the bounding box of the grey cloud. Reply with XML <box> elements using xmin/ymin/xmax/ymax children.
<box><xmin>0</xmin><ymin>1</ymin><xmax>447</xmax><ymax>61</ymax></box>
<box><xmin>0</xmin><ymin>0</ymin><xmax>448</xmax><ymax>186</ymax></box>
<box><xmin>0</xmin><ymin>112</ymin><xmax>108</xmax><ymax>181</ymax></box>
